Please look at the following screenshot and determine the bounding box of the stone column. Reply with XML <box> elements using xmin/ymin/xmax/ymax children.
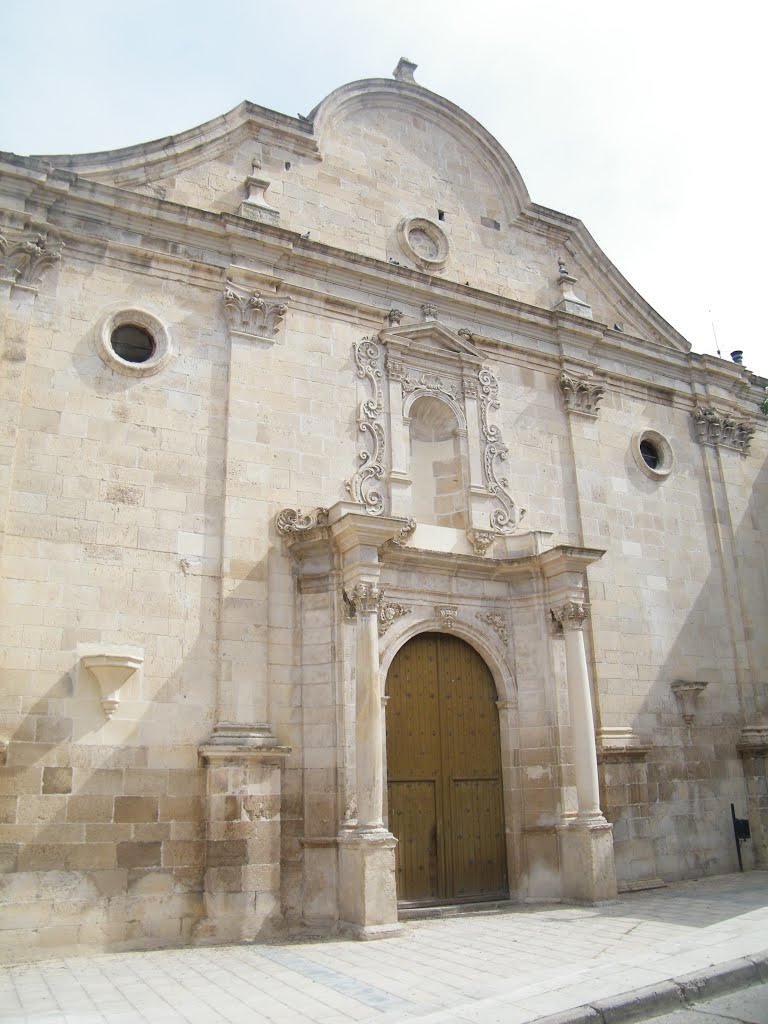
<box><xmin>552</xmin><ymin>600</ymin><xmax>617</xmax><ymax>901</ymax></box>
<box><xmin>351</xmin><ymin>582</ymin><xmax>385</xmax><ymax>830</ymax></box>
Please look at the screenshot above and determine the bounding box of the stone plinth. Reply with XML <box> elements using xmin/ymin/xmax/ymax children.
<box><xmin>559</xmin><ymin>820</ymin><xmax>617</xmax><ymax>902</ymax></box>
<box><xmin>337</xmin><ymin>830</ymin><xmax>401</xmax><ymax>939</ymax></box>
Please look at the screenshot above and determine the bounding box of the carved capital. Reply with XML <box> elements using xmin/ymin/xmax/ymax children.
<box><xmin>387</xmin><ymin>308</ymin><xmax>403</xmax><ymax>326</ymax></box>
<box><xmin>0</xmin><ymin>231</ymin><xmax>63</xmax><ymax>289</ymax></box>
<box><xmin>349</xmin><ymin>582</ymin><xmax>382</xmax><ymax>615</ymax></box>
<box><xmin>223</xmin><ymin>281</ymin><xmax>288</xmax><ymax>341</ymax></box>
<box><xmin>434</xmin><ymin>605</ymin><xmax>458</xmax><ymax>629</ymax></box>
<box><xmin>421</xmin><ymin>303</ymin><xmax>438</xmax><ymax>320</ymax></box>
<box><xmin>476</xmin><ymin>611</ymin><xmax>509</xmax><ymax>644</ymax></box>
<box><xmin>551</xmin><ymin>601</ymin><xmax>589</xmax><ymax>631</ymax></box>
<box><xmin>691</xmin><ymin>404</ymin><xmax>755</xmax><ymax>455</ymax></box>
<box><xmin>378</xmin><ymin>600</ymin><xmax>411</xmax><ymax>636</ymax></box>
<box><xmin>557</xmin><ymin>372</ymin><xmax>605</xmax><ymax>417</ymax></box>
<box><xmin>275</xmin><ymin>507</ymin><xmax>329</xmax><ymax>535</ymax></box>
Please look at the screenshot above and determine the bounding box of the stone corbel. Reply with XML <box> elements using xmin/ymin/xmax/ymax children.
<box><xmin>275</xmin><ymin>507</ymin><xmax>329</xmax><ymax>535</ymax></box>
<box><xmin>737</xmin><ymin>724</ymin><xmax>768</xmax><ymax>756</ymax></box>
<box><xmin>671</xmin><ymin>680</ymin><xmax>708</xmax><ymax>724</ymax></box>
<box><xmin>80</xmin><ymin>645</ymin><xmax>143</xmax><ymax>718</ymax></box>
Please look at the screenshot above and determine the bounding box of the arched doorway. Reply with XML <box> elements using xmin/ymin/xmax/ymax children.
<box><xmin>385</xmin><ymin>632</ymin><xmax>508</xmax><ymax>905</ymax></box>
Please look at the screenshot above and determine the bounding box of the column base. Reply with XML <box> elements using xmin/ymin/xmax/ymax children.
<box><xmin>337</xmin><ymin>829</ymin><xmax>401</xmax><ymax>937</ymax></box>
<box><xmin>559</xmin><ymin>820</ymin><xmax>617</xmax><ymax>902</ymax></box>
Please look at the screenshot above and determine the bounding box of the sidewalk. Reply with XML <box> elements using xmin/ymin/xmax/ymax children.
<box><xmin>2</xmin><ymin>871</ymin><xmax>767</xmax><ymax>1024</ymax></box>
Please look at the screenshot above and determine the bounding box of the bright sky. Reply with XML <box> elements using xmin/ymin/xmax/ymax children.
<box><xmin>2</xmin><ymin>0</ymin><xmax>766</xmax><ymax>383</ymax></box>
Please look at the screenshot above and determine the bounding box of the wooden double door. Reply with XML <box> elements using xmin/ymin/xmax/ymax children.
<box><xmin>386</xmin><ymin>632</ymin><xmax>508</xmax><ymax>904</ymax></box>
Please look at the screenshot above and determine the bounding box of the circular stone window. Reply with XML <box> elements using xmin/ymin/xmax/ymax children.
<box><xmin>97</xmin><ymin>308</ymin><xmax>172</xmax><ymax>377</ymax></box>
<box><xmin>396</xmin><ymin>217</ymin><xmax>449</xmax><ymax>271</ymax></box>
<box><xmin>631</xmin><ymin>429</ymin><xmax>674</xmax><ymax>480</ymax></box>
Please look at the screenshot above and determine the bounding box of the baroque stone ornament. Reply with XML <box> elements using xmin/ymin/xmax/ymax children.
<box><xmin>275</xmin><ymin>507</ymin><xmax>329</xmax><ymax>535</ymax></box>
<box><xmin>476</xmin><ymin>611</ymin><xmax>509</xmax><ymax>644</ymax></box>
<box><xmin>671</xmin><ymin>680</ymin><xmax>708</xmax><ymax>725</ymax></box>
<box><xmin>223</xmin><ymin>281</ymin><xmax>288</xmax><ymax>340</ymax></box>
<box><xmin>691</xmin><ymin>404</ymin><xmax>755</xmax><ymax>455</ymax></box>
<box><xmin>557</xmin><ymin>372</ymin><xmax>606</xmax><ymax>417</ymax></box>
<box><xmin>0</xmin><ymin>231</ymin><xmax>63</xmax><ymax>289</ymax></box>
<box><xmin>421</xmin><ymin>303</ymin><xmax>439</xmax><ymax>319</ymax></box>
<box><xmin>387</xmin><ymin>308</ymin><xmax>403</xmax><ymax>326</ymax></box>
<box><xmin>434</xmin><ymin>605</ymin><xmax>458</xmax><ymax>629</ymax></box>
<box><xmin>392</xmin><ymin>517</ymin><xmax>417</xmax><ymax>547</ymax></box>
<box><xmin>386</xmin><ymin>359</ymin><xmax>460</xmax><ymax>401</ymax></box>
<box><xmin>467</xmin><ymin>529</ymin><xmax>495</xmax><ymax>556</ymax></box>
<box><xmin>378</xmin><ymin>600</ymin><xmax>411</xmax><ymax>636</ymax></box>
<box><xmin>346</xmin><ymin>338</ymin><xmax>386</xmax><ymax>515</ymax></box>
<box><xmin>478</xmin><ymin>367</ymin><xmax>525</xmax><ymax>533</ymax></box>
<box><xmin>551</xmin><ymin>601</ymin><xmax>589</xmax><ymax>631</ymax></box>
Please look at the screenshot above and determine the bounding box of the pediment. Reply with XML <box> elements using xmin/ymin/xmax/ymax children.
<box><xmin>380</xmin><ymin>318</ymin><xmax>484</xmax><ymax>367</ymax></box>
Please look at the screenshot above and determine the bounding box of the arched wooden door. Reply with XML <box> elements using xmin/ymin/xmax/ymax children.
<box><xmin>386</xmin><ymin>632</ymin><xmax>508</xmax><ymax>905</ymax></box>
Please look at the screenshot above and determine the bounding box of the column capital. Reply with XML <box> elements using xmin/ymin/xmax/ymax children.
<box><xmin>347</xmin><ymin>582</ymin><xmax>382</xmax><ymax>615</ymax></box>
<box><xmin>552</xmin><ymin>600</ymin><xmax>589</xmax><ymax>631</ymax></box>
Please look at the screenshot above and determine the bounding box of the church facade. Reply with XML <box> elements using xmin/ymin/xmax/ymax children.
<box><xmin>0</xmin><ymin>60</ymin><xmax>766</xmax><ymax>960</ymax></box>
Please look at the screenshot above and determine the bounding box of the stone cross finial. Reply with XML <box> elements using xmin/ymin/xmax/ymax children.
<box><xmin>393</xmin><ymin>57</ymin><xmax>418</xmax><ymax>84</ymax></box>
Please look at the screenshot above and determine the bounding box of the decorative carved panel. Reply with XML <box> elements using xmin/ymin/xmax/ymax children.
<box><xmin>0</xmin><ymin>231</ymin><xmax>63</xmax><ymax>290</ymax></box>
<box><xmin>346</xmin><ymin>338</ymin><xmax>386</xmax><ymax>515</ymax></box>
<box><xmin>691</xmin><ymin>404</ymin><xmax>755</xmax><ymax>455</ymax></box>
<box><xmin>223</xmin><ymin>281</ymin><xmax>288</xmax><ymax>341</ymax></box>
<box><xmin>557</xmin><ymin>372</ymin><xmax>605</xmax><ymax>417</ymax></box>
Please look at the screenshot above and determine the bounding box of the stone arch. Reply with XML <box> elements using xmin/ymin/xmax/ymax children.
<box><xmin>402</xmin><ymin>389</ymin><xmax>467</xmax><ymax>431</ymax></box>
<box><xmin>380</xmin><ymin>615</ymin><xmax>517</xmax><ymax>706</ymax></box>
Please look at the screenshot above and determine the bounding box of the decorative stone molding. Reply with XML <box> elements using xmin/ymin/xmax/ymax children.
<box><xmin>691</xmin><ymin>404</ymin><xmax>755</xmax><ymax>455</ymax></box>
<box><xmin>396</xmin><ymin>218</ymin><xmax>448</xmax><ymax>273</ymax></box>
<box><xmin>421</xmin><ymin>302</ymin><xmax>439</xmax><ymax>319</ymax></box>
<box><xmin>391</xmin><ymin>517</ymin><xmax>416</xmax><ymax>547</ymax></box>
<box><xmin>223</xmin><ymin>281</ymin><xmax>288</xmax><ymax>342</ymax></box>
<box><xmin>737</xmin><ymin>724</ymin><xmax>768</xmax><ymax>756</ymax></box>
<box><xmin>495</xmin><ymin>698</ymin><xmax>518</xmax><ymax>712</ymax></box>
<box><xmin>554</xmin><ymin>259</ymin><xmax>593</xmax><ymax>319</ymax></box>
<box><xmin>80</xmin><ymin>646</ymin><xmax>143</xmax><ymax>718</ymax></box>
<box><xmin>434</xmin><ymin>605</ymin><xmax>458</xmax><ymax>629</ymax></box>
<box><xmin>551</xmin><ymin>601</ymin><xmax>589</xmax><ymax>631</ymax></box>
<box><xmin>458</xmin><ymin>328</ymin><xmax>474</xmax><ymax>342</ymax></box>
<box><xmin>386</xmin><ymin>359</ymin><xmax>460</xmax><ymax>401</ymax></box>
<box><xmin>378</xmin><ymin>600</ymin><xmax>411</xmax><ymax>636</ymax></box>
<box><xmin>0</xmin><ymin>231</ymin><xmax>63</xmax><ymax>290</ymax></box>
<box><xmin>275</xmin><ymin>507</ymin><xmax>329</xmax><ymax>535</ymax></box>
<box><xmin>476</xmin><ymin>611</ymin><xmax>509</xmax><ymax>644</ymax></box>
<box><xmin>239</xmin><ymin>158</ymin><xmax>280</xmax><ymax>225</ymax></box>
<box><xmin>557</xmin><ymin>372</ymin><xmax>605</xmax><ymax>417</ymax></box>
<box><xmin>671</xmin><ymin>680</ymin><xmax>708</xmax><ymax>724</ymax></box>
<box><xmin>387</xmin><ymin>308</ymin><xmax>403</xmax><ymax>326</ymax></box>
<box><xmin>206</xmin><ymin>722</ymin><xmax>281</xmax><ymax>749</ymax></box>
<box><xmin>463</xmin><ymin>379</ymin><xmax>479</xmax><ymax>399</ymax></box>
<box><xmin>346</xmin><ymin>338</ymin><xmax>386</xmax><ymax>515</ymax></box>
<box><xmin>478</xmin><ymin>367</ymin><xmax>525</xmax><ymax>533</ymax></box>
<box><xmin>467</xmin><ymin>529</ymin><xmax>495</xmax><ymax>556</ymax></box>
<box><xmin>596</xmin><ymin>727</ymin><xmax>650</xmax><ymax>761</ymax></box>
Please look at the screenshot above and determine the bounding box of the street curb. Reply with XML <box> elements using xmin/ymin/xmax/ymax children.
<box><xmin>534</xmin><ymin>950</ymin><xmax>768</xmax><ymax>1024</ymax></box>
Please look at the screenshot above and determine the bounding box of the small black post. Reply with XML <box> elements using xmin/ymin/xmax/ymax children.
<box><xmin>731</xmin><ymin>803</ymin><xmax>751</xmax><ymax>872</ymax></box>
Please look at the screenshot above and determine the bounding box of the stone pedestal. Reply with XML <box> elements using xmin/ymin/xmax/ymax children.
<box><xmin>738</xmin><ymin>724</ymin><xmax>768</xmax><ymax>868</ymax></box>
<box><xmin>559</xmin><ymin>820</ymin><xmax>617</xmax><ymax>902</ymax></box>
<box><xmin>338</xmin><ymin>831</ymin><xmax>401</xmax><ymax>939</ymax></box>
<box><xmin>195</xmin><ymin>743</ymin><xmax>290</xmax><ymax>944</ymax></box>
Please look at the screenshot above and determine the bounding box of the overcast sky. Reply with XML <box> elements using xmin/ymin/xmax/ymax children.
<box><xmin>2</xmin><ymin>0</ymin><xmax>766</xmax><ymax>384</ymax></box>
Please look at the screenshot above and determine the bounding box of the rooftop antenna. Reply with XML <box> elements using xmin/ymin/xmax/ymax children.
<box><xmin>709</xmin><ymin>310</ymin><xmax>722</xmax><ymax>358</ymax></box>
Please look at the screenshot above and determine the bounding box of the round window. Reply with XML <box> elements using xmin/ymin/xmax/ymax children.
<box><xmin>97</xmin><ymin>308</ymin><xmax>172</xmax><ymax>377</ymax></box>
<box><xmin>396</xmin><ymin>217</ymin><xmax>449</xmax><ymax>271</ymax></box>
<box><xmin>632</xmin><ymin>430</ymin><xmax>673</xmax><ymax>480</ymax></box>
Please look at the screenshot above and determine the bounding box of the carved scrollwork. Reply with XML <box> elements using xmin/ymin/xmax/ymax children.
<box><xmin>346</xmin><ymin>339</ymin><xmax>386</xmax><ymax>515</ymax></box>
<box><xmin>478</xmin><ymin>367</ymin><xmax>524</xmax><ymax>533</ymax></box>
<box><xmin>275</xmin><ymin>507</ymin><xmax>329</xmax><ymax>535</ymax></box>
<box><xmin>223</xmin><ymin>281</ymin><xmax>288</xmax><ymax>340</ymax></box>
<box><xmin>476</xmin><ymin>611</ymin><xmax>509</xmax><ymax>644</ymax></box>
<box><xmin>378</xmin><ymin>600</ymin><xmax>411</xmax><ymax>636</ymax></box>
<box><xmin>0</xmin><ymin>232</ymin><xmax>63</xmax><ymax>289</ymax></box>
<box><xmin>691</xmin><ymin>404</ymin><xmax>755</xmax><ymax>455</ymax></box>
<box><xmin>392</xmin><ymin>517</ymin><xmax>417</xmax><ymax>547</ymax></box>
<box><xmin>557</xmin><ymin>372</ymin><xmax>605</xmax><ymax>417</ymax></box>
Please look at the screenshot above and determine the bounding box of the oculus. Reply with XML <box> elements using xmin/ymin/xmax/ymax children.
<box><xmin>396</xmin><ymin>216</ymin><xmax>449</xmax><ymax>271</ymax></box>
<box><xmin>97</xmin><ymin>308</ymin><xmax>172</xmax><ymax>377</ymax></box>
<box><xmin>631</xmin><ymin>429</ymin><xmax>674</xmax><ymax>480</ymax></box>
